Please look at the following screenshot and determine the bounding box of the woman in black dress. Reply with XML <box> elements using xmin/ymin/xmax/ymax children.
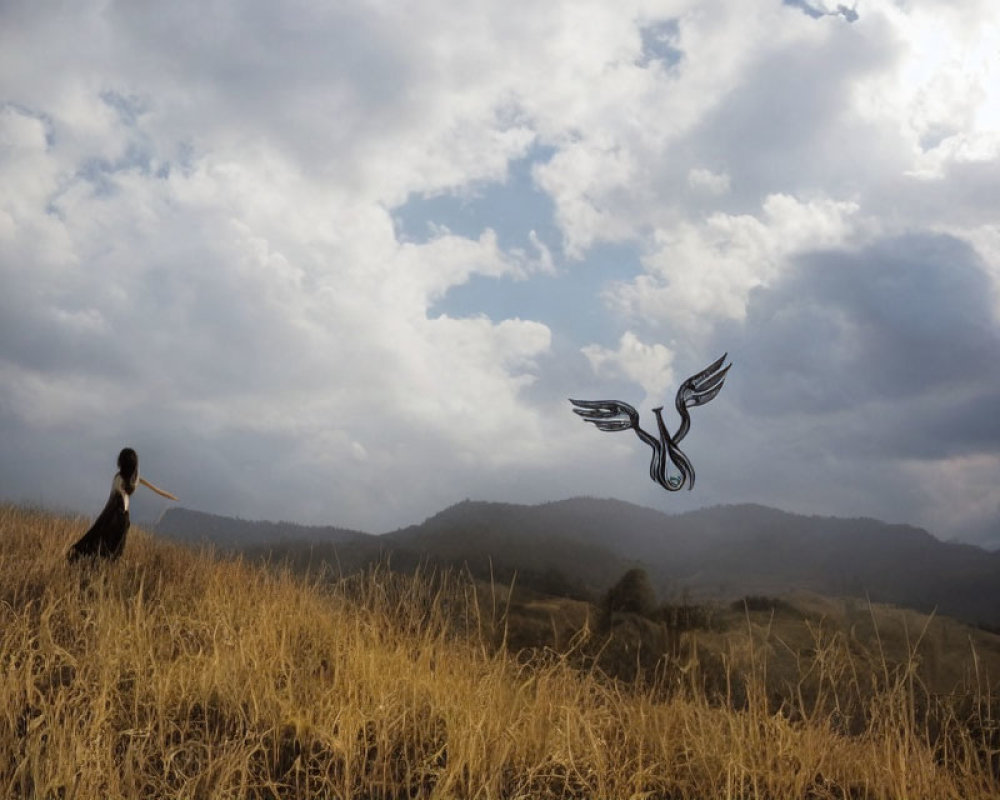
<box><xmin>68</xmin><ymin>448</ymin><xmax>177</xmax><ymax>561</ymax></box>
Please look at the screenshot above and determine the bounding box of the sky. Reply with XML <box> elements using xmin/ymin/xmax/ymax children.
<box><xmin>2</xmin><ymin>0</ymin><xmax>999</xmax><ymax>546</ymax></box>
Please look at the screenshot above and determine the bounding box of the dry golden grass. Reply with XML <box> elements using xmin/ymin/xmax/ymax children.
<box><xmin>2</xmin><ymin>502</ymin><xmax>1000</xmax><ymax>799</ymax></box>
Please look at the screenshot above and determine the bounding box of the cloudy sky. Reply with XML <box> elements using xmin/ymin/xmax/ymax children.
<box><xmin>2</xmin><ymin>0</ymin><xmax>999</xmax><ymax>545</ymax></box>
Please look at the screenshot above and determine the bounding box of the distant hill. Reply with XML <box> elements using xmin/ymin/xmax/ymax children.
<box><xmin>156</xmin><ymin>507</ymin><xmax>374</xmax><ymax>549</ymax></box>
<box><xmin>156</xmin><ymin>498</ymin><xmax>1000</xmax><ymax>627</ymax></box>
<box><xmin>382</xmin><ymin>499</ymin><xmax>639</xmax><ymax>596</ymax></box>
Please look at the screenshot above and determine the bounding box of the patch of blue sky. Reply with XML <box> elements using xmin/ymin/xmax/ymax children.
<box><xmin>76</xmin><ymin>142</ymin><xmax>156</xmax><ymax>195</ymax></box>
<box><xmin>436</xmin><ymin>241</ymin><xmax>640</xmax><ymax>347</ymax></box>
<box><xmin>637</xmin><ymin>19</ymin><xmax>683</xmax><ymax>70</ymax></box>
<box><xmin>782</xmin><ymin>0</ymin><xmax>859</xmax><ymax>23</ymax></box>
<box><xmin>393</xmin><ymin>146</ymin><xmax>643</xmax><ymax>347</ymax></box>
<box><xmin>99</xmin><ymin>90</ymin><xmax>149</xmax><ymax>126</ymax></box>
<box><xmin>75</xmin><ymin>91</ymin><xmax>173</xmax><ymax>187</ymax></box>
<box><xmin>393</xmin><ymin>145</ymin><xmax>561</xmax><ymax>251</ymax></box>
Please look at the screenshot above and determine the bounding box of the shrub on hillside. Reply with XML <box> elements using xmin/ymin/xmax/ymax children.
<box><xmin>604</xmin><ymin>568</ymin><xmax>656</xmax><ymax>617</ymax></box>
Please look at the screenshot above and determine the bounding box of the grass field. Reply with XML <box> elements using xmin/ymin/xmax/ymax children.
<box><xmin>3</xmin><ymin>503</ymin><xmax>1000</xmax><ymax>798</ymax></box>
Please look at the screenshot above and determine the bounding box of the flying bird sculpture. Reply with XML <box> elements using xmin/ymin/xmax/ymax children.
<box><xmin>570</xmin><ymin>353</ymin><xmax>731</xmax><ymax>492</ymax></box>
<box><xmin>68</xmin><ymin>447</ymin><xmax>178</xmax><ymax>562</ymax></box>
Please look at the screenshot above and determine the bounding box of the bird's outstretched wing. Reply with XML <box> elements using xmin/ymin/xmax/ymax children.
<box><xmin>568</xmin><ymin>398</ymin><xmax>641</xmax><ymax>432</ymax></box>
<box><xmin>670</xmin><ymin>352</ymin><xmax>731</xmax><ymax>448</ymax></box>
<box><xmin>569</xmin><ymin>398</ymin><xmax>663</xmax><ymax>481</ymax></box>
<box><xmin>676</xmin><ymin>353</ymin><xmax>731</xmax><ymax>411</ymax></box>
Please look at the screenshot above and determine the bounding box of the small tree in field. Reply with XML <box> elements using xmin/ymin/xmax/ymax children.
<box><xmin>604</xmin><ymin>567</ymin><xmax>656</xmax><ymax>617</ymax></box>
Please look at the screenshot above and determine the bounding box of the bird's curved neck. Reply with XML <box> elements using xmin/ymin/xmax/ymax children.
<box><xmin>672</xmin><ymin>399</ymin><xmax>692</xmax><ymax>444</ymax></box>
<box><xmin>652</xmin><ymin>406</ymin><xmax>692</xmax><ymax>490</ymax></box>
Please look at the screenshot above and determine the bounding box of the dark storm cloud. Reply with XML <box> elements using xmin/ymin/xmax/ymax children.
<box><xmin>729</xmin><ymin>233</ymin><xmax>1000</xmax><ymax>459</ymax></box>
<box><xmin>0</xmin><ymin>296</ymin><xmax>133</xmax><ymax>380</ymax></box>
<box><xmin>869</xmin><ymin>159</ymin><xmax>1000</xmax><ymax>233</ymax></box>
<box><xmin>879</xmin><ymin>391</ymin><xmax>1000</xmax><ymax>460</ymax></box>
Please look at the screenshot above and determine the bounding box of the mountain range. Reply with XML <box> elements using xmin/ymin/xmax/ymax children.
<box><xmin>155</xmin><ymin>498</ymin><xmax>1000</xmax><ymax>627</ymax></box>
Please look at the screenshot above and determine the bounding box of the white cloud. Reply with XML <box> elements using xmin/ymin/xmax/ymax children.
<box><xmin>1</xmin><ymin>0</ymin><xmax>1000</xmax><ymax>542</ymax></box>
<box><xmin>608</xmin><ymin>193</ymin><xmax>861</xmax><ymax>331</ymax></box>
<box><xmin>687</xmin><ymin>167</ymin><xmax>730</xmax><ymax>196</ymax></box>
<box><xmin>850</xmin><ymin>1</ymin><xmax>1000</xmax><ymax>177</ymax></box>
<box><xmin>582</xmin><ymin>332</ymin><xmax>676</xmax><ymax>400</ymax></box>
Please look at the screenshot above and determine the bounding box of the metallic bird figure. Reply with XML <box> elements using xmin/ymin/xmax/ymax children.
<box><xmin>68</xmin><ymin>447</ymin><xmax>178</xmax><ymax>562</ymax></box>
<box><xmin>570</xmin><ymin>353</ymin><xmax>731</xmax><ymax>492</ymax></box>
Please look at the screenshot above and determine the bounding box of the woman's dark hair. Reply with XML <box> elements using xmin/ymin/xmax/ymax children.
<box><xmin>117</xmin><ymin>447</ymin><xmax>139</xmax><ymax>492</ymax></box>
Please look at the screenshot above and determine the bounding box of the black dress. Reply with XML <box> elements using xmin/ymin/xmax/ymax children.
<box><xmin>68</xmin><ymin>474</ymin><xmax>133</xmax><ymax>561</ymax></box>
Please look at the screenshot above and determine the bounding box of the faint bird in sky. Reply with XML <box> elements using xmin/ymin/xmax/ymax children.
<box><xmin>570</xmin><ymin>353</ymin><xmax>731</xmax><ymax>492</ymax></box>
<box><xmin>68</xmin><ymin>447</ymin><xmax>178</xmax><ymax>562</ymax></box>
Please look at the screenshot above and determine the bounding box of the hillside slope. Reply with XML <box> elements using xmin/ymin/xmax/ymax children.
<box><xmin>5</xmin><ymin>504</ymin><xmax>1000</xmax><ymax>799</ymax></box>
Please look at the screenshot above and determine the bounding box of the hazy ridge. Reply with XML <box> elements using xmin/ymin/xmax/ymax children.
<box><xmin>156</xmin><ymin>506</ymin><xmax>373</xmax><ymax>547</ymax></box>
<box><xmin>158</xmin><ymin>497</ymin><xmax>1000</xmax><ymax>627</ymax></box>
